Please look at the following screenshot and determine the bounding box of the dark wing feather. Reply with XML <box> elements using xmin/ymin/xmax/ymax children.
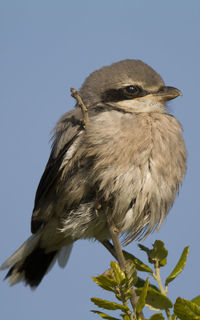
<box><xmin>31</xmin><ymin>108</ymin><xmax>84</xmax><ymax>233</ymax></box>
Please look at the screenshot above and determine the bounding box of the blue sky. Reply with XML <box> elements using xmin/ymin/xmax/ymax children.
<box><xmin>0</xmin><ymin>1</ymin><xmax>200</xmax><ymax>319</ymax></box>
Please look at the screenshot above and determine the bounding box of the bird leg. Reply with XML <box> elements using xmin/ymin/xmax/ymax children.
<box><xmin>70</xmin><ymin>88</ymin><xmax>89</xmax><ymax>127</ymax></box>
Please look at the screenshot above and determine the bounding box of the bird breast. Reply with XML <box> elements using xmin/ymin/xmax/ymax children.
<box><xmin>83</xmin><ymin>109</ymin><xmax>187</xmax><ymax>241</ymax></box>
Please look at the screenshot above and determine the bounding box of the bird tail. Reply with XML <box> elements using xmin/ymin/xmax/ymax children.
<box><xmin>0</xmin><ymin>234</ymin><xmax>73</xmax><ymax>288</ymax></box>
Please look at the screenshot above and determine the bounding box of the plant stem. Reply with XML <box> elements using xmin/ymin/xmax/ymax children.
<box><xmin>153</xmin><ymin>261</ymin><xmax>172</xmax><ymax>320</ymax></box>
<box><xmin>153</xmin><ymin>261</ymin><xmax>166</xmax><ymax>295</ymax></box>
<box><xmin>166</xmin><ymin>309</ymin><xmax>172</xmax><ymax>320</ymax></box>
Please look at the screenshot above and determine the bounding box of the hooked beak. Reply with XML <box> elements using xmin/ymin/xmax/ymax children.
<box><xmin>149</xmin><ymin>86</ymin><xmax>182</xmax><ymax>102</ymax></box>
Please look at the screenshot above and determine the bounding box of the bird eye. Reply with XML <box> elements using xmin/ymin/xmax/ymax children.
<box><xmin>124</xmin><ymin>85</ymin><xmax>140</xmax><ymax>95</ymax></box>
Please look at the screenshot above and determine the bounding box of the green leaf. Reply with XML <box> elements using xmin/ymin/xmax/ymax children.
<box><xmin>159</xmin><ymin>258</ymin><xmax>167</xmax><ymax>267</ymax></box>
<box><xmin>138</xmin><ymin>244</ymin><xmax>151</xmax><ymax>255</ymax></box>
<box><xmin>136</xmin><ymin>277</ymin><xmax>149</xmax><ymax>314</ymax></box>
<box><xmin>136</xmin><ymin>287</ymin><xmax>173</xmax><ymax>311</ymax></box>
<box><xmin>91</xmin><ymin>310</ymin><xmax>120</xmax><ymax>320</ymax></box>
<box><xmin>138</xmin><ymin>241</ymin><xmax>168</xmax><ymax>267</ymax></box>
<box><xmin>150</xmin><ymin>241</ymin><xmax>168</xmax><ymax>267</ymax></box>
<box><xmin>125</xmin><ymin>259</ymin><xmax>138</xmax><ymax>288</ymax></box>
<box><xmin>149</xmin><ymin>314</ymin><xmax>165</xmax><ymax>320</ymax></box>
<box><xmin>192</xmin><ymin>296</ymin><xmax>200</xmax><ymax>307</ymax></box>
<box><xmin>110</xmin><ymin>261</ymin><xmax>126</xmax><ymax>284</ymax></box>
<box><xmin>122</xmin><ymin>315</ymin><xmax>131</xmax><ymax>320</ymax></box>
<box><xmin>174</xmin><ymin>297</ymin><xmax>200</xmax><ymax>320</ymax></box>
<box><xmin>91</xmin><ymin>298</ymin><xmax>129</xmax><ymax>312</ymax></box>
<box><xmin>123</xmin><ymin>250</ymin><xmax>153</xmax><ymax>274</ymax></box>
<box><xmin>165</xmin><ymin>246</ymin><xmax>189</xmax><ymax>286</ymax></box>
<box><xmin>92</xmin><ymin>275</ymin><xmax>118</xmax><ymax>292</ymax></box>
<box><xmin>135</xmin><ymin>276</ymin><xmax>159</xmax><ymax>292</ymax></box>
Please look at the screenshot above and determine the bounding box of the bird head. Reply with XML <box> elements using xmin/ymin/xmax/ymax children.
<box><xmin>79</xmin><ymin>59</ymin><xmax>181</xmax><ymax>113</ymax></box>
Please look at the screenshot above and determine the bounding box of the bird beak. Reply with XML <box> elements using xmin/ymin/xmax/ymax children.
<box><xmin>149</xmin><ymin>86</ymin><xmax>182</xmax><ymax>102</ymax></box>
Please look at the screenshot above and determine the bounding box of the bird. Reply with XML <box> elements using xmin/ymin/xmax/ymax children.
<box><xmin>0</xmin><ymin>59</ymin><xmax>187</xmax><ymax>288</ymax></box>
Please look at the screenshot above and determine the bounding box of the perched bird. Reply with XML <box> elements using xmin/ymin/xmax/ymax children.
<box><xmin>1</xmin><ymin>59</ymin><xmax>187</xmax><ymax>288</ymax></box>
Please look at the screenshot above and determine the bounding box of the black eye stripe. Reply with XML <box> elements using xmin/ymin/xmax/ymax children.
<box><xmin>101</xmin><ymin>86</ymin><xmax>148</xmax><ymax>103</ymax></box>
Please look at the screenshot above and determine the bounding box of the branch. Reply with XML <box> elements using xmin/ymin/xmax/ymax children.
<box><xmin>103</xmin><ymin>216</ymin><xmax>145</xmax><ymax>320</ymax></box>
<box><xmin>70</xmin><ymin>88</ymin><xmax>88</xmax><ymax>127</ymax></box>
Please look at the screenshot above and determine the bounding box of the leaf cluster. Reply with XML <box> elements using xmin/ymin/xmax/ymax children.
<box><xmin>91</xmin><ymin>240</ymin><xmax>199</xmax><ymax>320</ymax></box>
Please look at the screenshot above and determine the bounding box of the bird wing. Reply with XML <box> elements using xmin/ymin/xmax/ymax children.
<box><xmin>31</xmin><ymin>107</ymin><xmax>84</xmax><ymax>233</ymax></box>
